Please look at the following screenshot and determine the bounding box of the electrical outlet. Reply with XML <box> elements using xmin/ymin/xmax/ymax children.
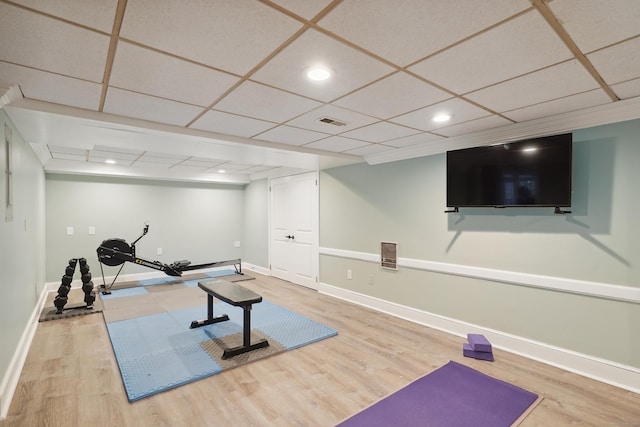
<box><xmin>89</xmin><ymin>226</ymin><xmax>96</xmax><ymax>235</ymax></box>
<box><xmin>66</xmin><ymin>227</ymin><xmax>74</xmax><ymax>235</ymax></box>
<box><xmin>234</xmin><ymin>241</ymin><xmax>241</xmax><ymax>248</ymax></box>
<box><xmin>347</xmin><ymin>269</ymin><xmax>352</xmax><ymax>280</ymax></box>
<box><xmin>157</xmin><ymin>248</ymin><xmax>163</xmax><ymax>255</ymax></box>
<box><xmin>368</xmin><ymin>274</ymin><xmax>374</xmax><ymax>285</ymax></box>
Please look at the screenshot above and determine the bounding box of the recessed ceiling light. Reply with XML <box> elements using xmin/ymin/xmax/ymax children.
<box><xmin>218</xmin><ymin>169</ymin><xmax>226</xmax><ymax>174</ymax></box>
<box><xmin>432</xmin><ymin>113</ymin><xmax>452</xmax><ymax>123</ymax></box>
<box><xmin>105</xmin><ymin>159</ymin><xmax>116</xmax><ymax>164</ymax></box>
<box><xmin>305</xmin><ymin>66</ymin><xmax>332</xmax><ymax>81</ymax></box>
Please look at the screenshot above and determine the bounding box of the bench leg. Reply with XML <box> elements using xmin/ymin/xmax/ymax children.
<box><xmin>222</xmin><ymin>304</ymin><xmax>269</xmax><ymax>359</ymax></box>
<box><xmin>190</xmin><ymin>294</ymin><xmax>229</xmax><ymax>328</ymax></box>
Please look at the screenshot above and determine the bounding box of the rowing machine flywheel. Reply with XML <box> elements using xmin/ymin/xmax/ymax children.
<box><xmin>97</xmin><ymin>238</ymin><xmax>131</xmax><ymax>266</ymax></box>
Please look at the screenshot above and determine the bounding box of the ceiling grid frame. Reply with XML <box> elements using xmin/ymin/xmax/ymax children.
<box><xmin>0</xmin><ymin>0</ymin><xmax>638</xmax><ymax>183</ymax></box>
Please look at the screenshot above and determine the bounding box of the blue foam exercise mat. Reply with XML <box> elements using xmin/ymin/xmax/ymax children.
<box><xmin>100</xmin><ymin>286</ymin><xmax>149</xmax><ymax>299</ymax></box>
<box><xmin>106</xmin><ymin>298</ymin><xmax>337</xmax><ymax>402</ymax></box>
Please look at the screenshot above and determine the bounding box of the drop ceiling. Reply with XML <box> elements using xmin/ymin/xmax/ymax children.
<box><xmin>1</xmin><ymin>0</ymin><xmax>639</xmax><ymax>184</ymax></box>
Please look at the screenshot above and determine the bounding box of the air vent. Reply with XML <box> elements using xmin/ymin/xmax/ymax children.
<box><xmin>317</xmin><ymin>116</ymin><xmax>348</xmax><ymax>126</ymax></box>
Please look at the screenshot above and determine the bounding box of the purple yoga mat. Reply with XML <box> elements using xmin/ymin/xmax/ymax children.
<box><xmin>337</xmin><ymin>360</ymin><xmax>538</xmax><ymax>427</ymax></box>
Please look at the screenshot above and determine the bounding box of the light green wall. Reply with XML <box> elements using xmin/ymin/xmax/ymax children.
<box><xmin>243</xmin><ymin>178</ymin><xmax>269</xmax><ymax>269</ymax></box>
<box><xmin>320</xmin><ymin>119</ymin><xmax>640</xmax><ymax>368</ymax></box>
<box><xmin>45</xmin><ymin>174</ymin><xmax>246</xmax><ymax>282</ymax></box>
<box><xmin>0</xmin><ymin>110</ymin><xmax>46</xmax><ymax>381</ymax></box>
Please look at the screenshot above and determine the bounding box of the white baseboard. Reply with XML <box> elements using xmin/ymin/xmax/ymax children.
<box><xmin>242</xmin><ymin>263</ymin><xmax>270</xmax><ymax>276</ymax></box>
<box><xmin>318</xmin><ymin>281</ymin><xmax>640</xmax><ymax>395</ymax></box>
<box><xmin>0</xmin><ymin>286</ymin><xmax>50</xmax><ymax>420</ymax></box>
<box><xmin>2</xmin><ymin>261</ymin><xmax>257</xmax><ymax>420</ymax></box>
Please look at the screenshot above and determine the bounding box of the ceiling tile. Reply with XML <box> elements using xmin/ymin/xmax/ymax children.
<box><xmin>0</xmin><ymin>3</ymin><xmax>110</xmax><ymax>82</ymax></box>
<box><xmin>103</xmin><ymin>87</ymin><xmax>205</xmax><ymax>126</ymax></box>
<box><xmin>220</xmin><ymin>161</ymin><xmax>255</xmax><ymax>169</ymax></box>
<box><xmin>435</xmin><ymin>115</ymin><xmax>513</xmax><ymax>138</ymax></box>
<box><xmin>318</xmin><ymin>0</ymin><xmax>531</xmax><ymax>65</ymax></box>
<box><xmin>384</xmin><ymin>132</ymin><xmax>445</xmax><ymax>148</ymax></box>
<box><xmin>335</xmin><ymin>72</ymin><xmax>451</xmax><ymax>119</ymax></box>
<box><xmin>10</xmin><ymin>0</ymin><xmax>119</xmax><ymax>33</ymax></box>
<box><xmin>344</xmin><ymin>143</ymin><xmax>394</xmax><ymax>156</ymax></box>
<box><xmin>267</xmin><ymin>0</ymin><xmax>334</xmax><ymax>20</ymax></box>
<box><xmin>465</xmin><ymin>60</ymin><xmax>600</xmax><ymax>113</ymax></box>
<box><xmin>340</xmin><ymin>121</ymin><xmax>420</xmax><ymax>143</ymax></box>
<box><xmin>169</xmin><ymin>164</ymin><xmax>208</xmax><ymax>172</ymax></box>
<box><xmin>110</xmin><ymin>42</ymin><xmax>240</xmax><ymax>107</ymax></box>
<box><xmin>51</xmin><ymin>153</ymin><xmax>87</xmax><ymax>161</ymax></box>
<box><xmin>133</xmin><ymin>153</ymin><xmax>187</xmax><ymax>167</ymax></box>
<box><xmin>502</xmin><ymin>89</ymin><xmax>612</xmax><ymax>122</ymax></box>
<box><xmin>130</xmin><ymin>161</ymin><xmax>173</xmax><ymax>168</ymax></box>
<box><xmin>244</xmin><ymin>165</ymin><xmax>277</xmax><ymax>173</ymax></box>
<box><xmin>254</xmin><ymin>125</ymin><xmax>330</xmax><ymax>146</ymax></box>
<box><xmin>119</xmin><ymin>0</ymin><xmax>303</xmax><ymax>75</ymax></box>
<box><xmin>587</xmin><ymin>37</ymin><xmax>640</xmax><ymax>86</ymax></box>
<box><xmin>548</xmin><ymin>0</ymin><xmax>640</xmax><ymax>53</ymax></box>
<box><xmin>286</xmin><ymin>104</ymin><xmax>378</xmax><ymax>134</ymax></box>
<box><xmin>611</xmin><ymin>78</ymin><xmax>640</xmax><ymax>100</ymax></box>
<box><xmin>391</xmin><ymin>98</ymin><xmax>490</xmax><ymax>131</ymax></box>
<box><xmin>252</xmin><ymin>29</ymin><xmax>394</xmax><ymax>102</ymax></box>
<box><xmin>49</xmin><ymin>146</ymin><xmax>87</xmax><ymax>155</ymax></box>
<box><xmin>141</xmin><ymin>151</ymin><xmax>189</xmax><ymax>160</ymax></box>
<box><xmin>180</xmin><ymin>158</ymin><xmax>226</xmax><ymax>168</ymax></box>
<box><xmin>190</xmin><ymin>110</ymin><xmax>276</xmax><ymax>137</ymax></box>
<box><xmin>0</xmin><ymin>61</ymin><xmax>102</xmax><ymax>110</ymax></box>
<box><xmin>88</xmin><ymin>150</ymin><xmax>139</xmax><ymax>163</ymax></box>
<box><xmin>214</xmin><ymin>81</ymin><xmax>322</xmax><ymax>123</ymax></box>
<box><xmin>93</xmin><ymin>145</ymin><xmax>144</xmax><ymax>155</ymax></box>
<box><xmin>409</xmin><ymin>10</ymin><xmax>573</xmax><ymax>94</ymax></box>
<box><xmin>303</xmin><ymin>136</ymin><xmax>369</xmax><ymax>152</ymax></box>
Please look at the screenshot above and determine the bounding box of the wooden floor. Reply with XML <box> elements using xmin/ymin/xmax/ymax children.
<box><xmin>2</xmin><ymin>273</ymin><xmax>639</xmax><ymax>426</ymax></box>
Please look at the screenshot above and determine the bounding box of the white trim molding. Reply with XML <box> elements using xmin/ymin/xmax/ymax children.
<box><xmin>1</xmin><ymin>262</ymin><xmax>262</xmax><ymax>420</ymax></box>
<box><xmin>318</xmin><ymin>281</ymin><xmax>640</xmax><ymax>395</ymax></box>
<box><xmin>319</xmin><ymin>247</ymin><xmax>640</xmax><ymax>304</ymax></box>
<box><xmin>242</xmin><ymin>262</ymin><xmax>270</xmax><ymax>277</ymax></box>
<box><xmin>0</xmin><ymin>285</ymin><xmax>50</xmax><ymax>420</ymax></box>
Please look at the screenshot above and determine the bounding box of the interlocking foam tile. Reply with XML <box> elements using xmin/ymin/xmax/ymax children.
<box><xmin>205</xmin><ymin>269</ymin><xmax>237</xmax><ymax>278</ymax></box>
<box><xmin>139</xmin><ymin>276</ymin><xmax>182</xmax><ymax>286</ymax></box>
<box><xmin>251</xmin><ymin>300</ymin><xmax>338</xmax><ymax>350</ymax></box>
<box><xmin>117</xmin><ymin>343</ymin><xmax>222</xmax><ymax>402</ymax></box>
<box><xmin>182</xmin><ymin>278</ymin><xmax>202</xmax><ymax>288</ymax></box>
<box><xmin>100</xmin><ymin>286</ymin><xmax>149</xmax><ymax>300</ymax></box>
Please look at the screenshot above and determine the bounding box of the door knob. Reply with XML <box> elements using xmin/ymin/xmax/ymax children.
<box><xmin>285</xmin><ymin>235</ymin><xmax>295</xmax><ymax>239</ymax></box>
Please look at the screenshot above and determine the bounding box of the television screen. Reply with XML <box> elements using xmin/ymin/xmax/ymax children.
<box><xmin>446</xmin><ymin>133</ymin><xmax>572</xmax><ymax>208</ymax></box>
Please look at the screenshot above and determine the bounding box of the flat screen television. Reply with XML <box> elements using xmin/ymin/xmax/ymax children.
<box><xmin>446</xmin><ymin>133</ymin><xmax>572</xmax><ymax>208</ymax></box>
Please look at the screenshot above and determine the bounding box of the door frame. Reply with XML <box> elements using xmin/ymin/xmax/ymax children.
<box><xmin>268</xmin><ymin>171</ymin><xmax>319</xmax><ymax>289</ymax></box>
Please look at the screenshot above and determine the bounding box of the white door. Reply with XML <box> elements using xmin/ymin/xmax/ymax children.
<box><xmin>270</xmin><ymin>172</ymin><xmax>318</xmax><ymax>289</ymax></box>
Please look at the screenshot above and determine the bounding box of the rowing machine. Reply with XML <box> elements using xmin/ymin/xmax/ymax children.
<box><xmin>96</xmin><ymin>224</ymin><xmax>242</xmax><ymax>294</ymax></box>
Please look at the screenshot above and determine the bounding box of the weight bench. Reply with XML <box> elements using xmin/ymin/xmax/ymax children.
<box><xmin>190</xmin><ymin>279</ymin><xmax>269</xmax><ymax>359</ymax></box>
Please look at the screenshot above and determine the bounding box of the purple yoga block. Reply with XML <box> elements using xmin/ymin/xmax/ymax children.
<box><xmin>463</xmin><ymin>343</ymin><xmax>494</xmax><ymax>361</ymax></box>
<box><xmin>468</xmin><ymin>333</ymin><xmax>492</xmax><ymax>353</ymax></box>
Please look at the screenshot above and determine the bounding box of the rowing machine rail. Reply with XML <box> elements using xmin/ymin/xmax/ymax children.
<box><xmin>96</xmin><ymin>224</ymin><xmax>242</xmax><ymax>294</ymax></box>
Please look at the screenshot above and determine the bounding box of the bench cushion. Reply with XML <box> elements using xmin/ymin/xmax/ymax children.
<box><xmin>198</xmin><ymin>279</ymin><xmax>262</xmax><ymax>307</ymax></box>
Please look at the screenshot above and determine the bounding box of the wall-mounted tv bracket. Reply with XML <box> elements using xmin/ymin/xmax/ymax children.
<box><xmin>96</xmin><ymin>223</ymin><xmax>242</xmax><ymax>294</ymax></box>
<box><xmin>444</xmin><ymin>207</ymin><xmax>459</xmax><ymax>213</ymax></box>
<box><xmin>554</xmin><ymin>207</ymin><xmax>572</xmax><ymax>215</ymax></box>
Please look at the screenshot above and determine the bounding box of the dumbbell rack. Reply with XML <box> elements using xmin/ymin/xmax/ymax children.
<box><xmin>53</xmin><ymin>257</ymin><xmax>96</xmax><ymax>314</ymax></box>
